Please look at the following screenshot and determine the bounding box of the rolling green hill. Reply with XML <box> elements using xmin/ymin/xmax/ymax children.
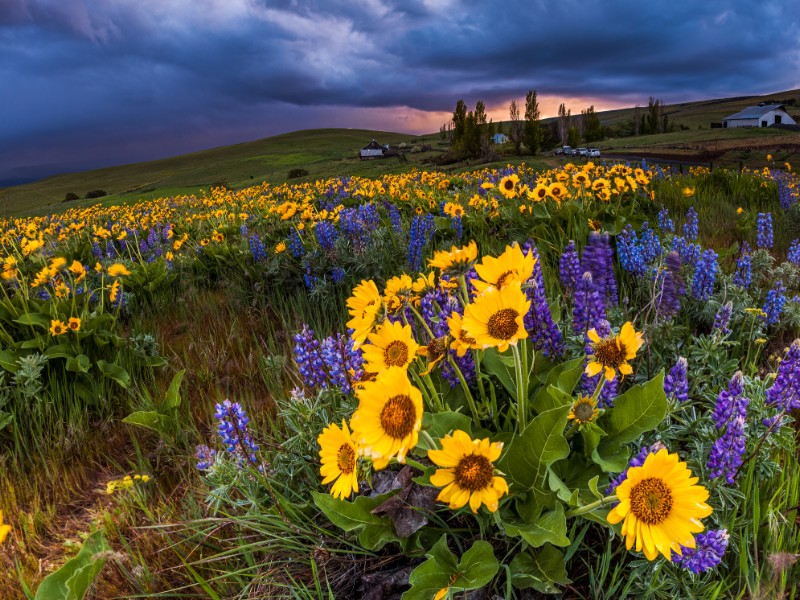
<box><xmin>4</xmin><ymin>89</ymin><xmax>800</xmax><ymax>218</ymax></box>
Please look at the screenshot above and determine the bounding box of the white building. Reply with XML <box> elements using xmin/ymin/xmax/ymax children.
<box><xmin>360</xmin><ymin>140</ymin><xmax>385</xmax><ymax>159</ymax></box>
<box><xmin>721</xmin><ymin>104</ymin><xmax>797</xmax><ymax>128</ymax></box>
<box><xmin>492</xmin><ymin>132</ymin><xmax>509</xmax><ymax>144</ymax></box>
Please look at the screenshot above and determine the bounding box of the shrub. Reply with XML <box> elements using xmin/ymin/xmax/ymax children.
<box><xmin>287</xmin><ymin>168</ymin><xmax>309</xmax><ymax>179</ymax></box>
<box><xmin>85</xmin><ymin>189</ymin><xmax>107</xmax><ymax>199</ymax></box>
<box><xmin>63</xmin><ymin>192</ymin><xmax>79</xmax><ymax>202</ymax></box>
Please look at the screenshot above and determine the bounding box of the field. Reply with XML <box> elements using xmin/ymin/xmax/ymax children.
<box><xmin>0</xmin><ymin>152</ymin><xmax>799</xmax><ymax>599</ymax></box>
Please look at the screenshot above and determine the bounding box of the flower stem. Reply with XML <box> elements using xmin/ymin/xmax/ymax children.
<box><xmin>565</xmin><ymin>495</ymin><xmax>618</xmax><ymax>518</ymax></box>
<box><xmin>448</xmin><ymin>354</ymin><xmax>481</xmax><ymax>423</ymax></box>
<box><xmin>512</xmin><ymin>343</ymin><xmax>528</xmax><ymax>432</ymax></box>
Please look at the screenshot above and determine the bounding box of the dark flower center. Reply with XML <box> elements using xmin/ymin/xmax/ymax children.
<box><xmin>593</xmin><ymin>338</ymin><xmax>627</xmax><ymax>369</ymax></box>
<box><xmin>574</xmin><ymin>401</ymin><xmax>595</xmax><ymax>423</ymax></box>
<box><xmin>629</xmin><ymin>477</ymin><xmax>673</xmax><ymax>525</ymax></box>
<box><xmin>503</xmin><ymin>179</ymin><xmax>514</xmax><ymax>191</ymax></box>
<box><xmin>383</xmin><ymin>340</ymin><xmax>409</xmax><ymax>366</ymax></box>
<box><xmin>454</xmin><ymin>454</ymin><xmax>494</xmax><ymax>492</ymax></box>
<box><xmin>337</xmin><ymin>443</ymin><xmax>356</xmax><ymax>474</ymax></box>
<box><xmin>426</xmin><ymin>338</ymin><xmax>445</xmax><ymax>362</ymax></box>
<box><xmin>380</xmin><ymin>394</ymin><xmax>416</xmax><ymax>439</ymax></box>
<box><xmin>487</xmin><ymin>308</ymin><xmax>520</xmax><ymax>340</ymax></box>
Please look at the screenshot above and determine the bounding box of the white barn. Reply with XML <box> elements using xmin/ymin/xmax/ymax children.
<box><xmin>492</xmin><ymin>132</ymin><xmax>509</xmax><ymax>144</ymax></box>
<box><xmin>721</xmin><ymin>104</ymin><xmax>797</xmax><ymax>128</ymax></box>
<box><xmin>360</xmin><ymin>140</ymin><xmax>385</xmax><ymax>159</ymax></box>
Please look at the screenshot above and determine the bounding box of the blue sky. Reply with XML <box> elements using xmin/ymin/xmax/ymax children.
<box><xmin>1</xmin><ymin>0</ymin><xmax>799</xmax><ymax>182</ymax></box>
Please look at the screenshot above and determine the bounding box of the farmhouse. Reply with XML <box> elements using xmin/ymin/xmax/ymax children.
<box><xmin>492</xmin><ymin>132</ymin><xmax>509</xmax><ymax>144</ymax></box>
<box><xmin>360</xmin><ymin>140</ymin><xmax>385</xmax><ymax>159</ymax></box>
<box><xmin>721</xmin><ymin>103</ymin><xmax>797</xmax><ymax>128</ymax></box>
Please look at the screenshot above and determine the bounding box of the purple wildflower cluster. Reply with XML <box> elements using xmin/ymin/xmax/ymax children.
<box><xmin>776</xmin><ymin>172</ymin><xmax>798</xmax><ymax>209</ymax></box>
<box><xmin>655</xmin><ymin>251</ymin><xmax>685</xmax><ymax>320</ymax></box>
<box><xmin>522</xmin><ymin>243</ymin><xmax>565</xmax><ymax>358</ymax></box>
<box><xmin>195</xmin><ymin>444</ymin><xmax>217</xmax><ymax>470</ymax></box>
<box><xmin>573</xmin><ymin>272</ymin><xmax>605</xmax><ymax>336</ymax></box>
<box><xmin>733</xmin><ymin>243</ymin><xmax>752</xmax><ymax>289</ymax></box>
<box><xmin>691</xmin><ymin>249</ymin><xmax>718</xmax><ymax>301</ymax></box>
<box><xmin>420</xmin><ymin>288</ymin><xmax>475</xmax><ymax>388</ymax></box>
<box><xmin>249</xmin><ymin>234</ymin><xmax>268</xmax><ymax>262</ymax></box>
<box><xmin>762</xmin><ymin>281</ymin><xmax>787</xmax><ymax>326</ymax></box>
<box><xmin>581</xmin><ymin>232</ymin><xmax>617</xmax><ymax>306</ymax></box>
<box><xmin>214</xmin><ymin>399</ymin><xmax>260</xmax><ymax>466</ymax></box>
<box><xmin>707</xmin><ymin>372</ymin><xmax>749</xmax><ymax>485</ymax></box>
<box><xmin>315</xmin><ymin>221</ymin><xmax>338</xmax><ymax>253</ymax></box>
<box><xmin>657</xmin><ymin>207</ymin><xmax>675</xmax><ymax>233</ymax></box>
<box><xmin>407</xmin><ymin>214</ymin><xmax>436</xmax><ymax>272</ymax></box>
<box><xmin>765</xmin><ymin>340</ymin><xmax>800</xmax><ymax>412</ymax></box>
<box><xmin>672</xmin><ymin>235</ymin><xmax>702</xmax><ymax>267</ymax></box>
<box><xmin>664</xmin><ymin>357</ymin><xmax>689</xmax><ymax>402</ymax></box>
<box><xmin>293</xmin><ymin>324</ymin><xmax>364</xmax><ymax>394</ymax></box>
<box><xmin>673</xmin><ymin>529</ymin><xmax>729</xmax><ymax>574</ymax></box>
<box><xmin>559</xmin><ymin>241</ymin><xmax>581</xmax><ymax>294</ymax></box>
<box><xmin>756</xmin><ymin>212</ymin><xmax>774</xmax><ymax>250</ymax></box>
<box><xmin>788</xmin><ymin>240</ymin><xmax>800</xmax><ymax>265</ymax></box>
<box><xmin>340</xmin><ymin>204</ymin><xmax>380</xmax><ymax>253</ymax></box>
<box><xmin>683</xmin><ymin>206</ymin><xmax>699</xmax><ymax>241</ymax></box>
<box><xmin>713</xmin><ymin>301</ymin><xmax>733</xmax><ymax>335</ymax></box>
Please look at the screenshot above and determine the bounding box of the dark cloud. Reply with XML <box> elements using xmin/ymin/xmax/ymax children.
<box><xmin>1</xmin><ymin>0</ymin><xmax>798</xmax><ymax>180</ymax></box>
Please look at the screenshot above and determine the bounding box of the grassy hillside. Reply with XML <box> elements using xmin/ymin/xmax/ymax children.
<box><xmin>0</xmin><ymin>129</ymin><xmax>438</xmax><ymax>217</ymax></box>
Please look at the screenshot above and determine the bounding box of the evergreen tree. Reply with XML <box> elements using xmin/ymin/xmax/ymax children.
<box><xmin>452</xmin><ymin>99</ymin><xmax>467</xmax><ymax>145</ymax></box>
<box><xmin>509</xmin><ymin>99</ymin><xmax>524</xmax><ymax>155</ymax></box>
<box><xmin>557</xmin><ymin>103</ymin><xmax>570</xmax><ymax>146</ymax></box>
<box><xmin>523</xmin><ymin>89</ymin><xmax>542</xmax><ymax>155</ymax></box>
<box><xmin>583</xmin><ymin>105</ymin><xmax>604</xmax><ymax>143</ymax></box>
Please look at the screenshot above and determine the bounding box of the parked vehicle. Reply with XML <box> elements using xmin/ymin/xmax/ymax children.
<box><xmin>556</xmin><ymin>146</ymin><xmax>572</xmax><ymax>156</ymax></box>
<box><xmin>588</xmin><ymin>148</ymin><xmax>601</xmax><ymax>157</ymax></box>
<box><xmin>577</xmin><ymin>147</ymin><xmax>589</xmax><ymax>157</ymax></box>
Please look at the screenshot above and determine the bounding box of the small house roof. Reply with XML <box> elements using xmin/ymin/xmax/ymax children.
<box><xmin>723</xmin><ymin>104</ymin><xmax>786</xmax><ymax>121</ymax></box>
<box><xmin>362</xmin><ymin>140</ymin><xmax>384</xmax><ymax>150</ymax></box>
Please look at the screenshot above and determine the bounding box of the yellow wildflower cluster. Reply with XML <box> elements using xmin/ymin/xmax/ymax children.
<box><xmin>106</xmin><ymin>474</ymin><xmax>151</xmax><ymax>495</ymax></box>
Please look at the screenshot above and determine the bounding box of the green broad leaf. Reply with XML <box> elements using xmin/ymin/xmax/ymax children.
<box><xmin>122</xmin><ymin>411</ymin><xmax>175</xmax><ymax>436</ymax></box>
<box><xmin>403</xmin><ymin>536</ymin><xmax>498</xmax><ymax>600</ymax></box>
<box><xmin>96</xmin><ymin>360</ymin><xmax>130</xmax><ymax>388</ymax></box>
<box><xmin>591</xmin><ymin>445</ymin><xmax>630</xmax><ymax>473</ymax></box>
<box><xmin>482</xmin><ymin>347</ymin><xmax>516</xmax><ymax>396</ymax></box>
<box><xmin>163</xmin><ymin>369</ymin><xmax>186</xmax><ymax>410</ymax></box>
<box><xmin>45</xmin><ymin>344</ymin><xmax>76</xmax><ymax>359</ymax></box>
<box><xmin>65</xmin><ymin>354</ymin><xmax>91</xmax><ymax>373</ymax></box>
<box><xmin>531</xmin><ymin>357</ymin><xmax>584</xmax><ymax>413</ymax></box>
<box><xmin>579</xmin><ymin>422</ymin><xmax>605</xmax><ymax>460</ymax></box>
<box><xmin>312</xmin><ymin>492</ymin><xmax>399</xmax><ymax>551</ymax></box>
<box><xmin>598</xmin><ymin>371</ymin><xmax>666</xmax><ymax>447</ymax></box>
<box><xmin>510</xmin><ymin>545</ymin><xmax>571</xmax><ymax>593</ymax></box>
<box><xmin>534</xmin><ymin>385</ymin><xmax>574</xmax><ymax>414</ymax></box>
<box><xmin>418</xmin><ymin>411</ymin><xmax>472</xmax><ymax>452</ymax></box>
<box><xmin>13</xmin><ymin>313</ymin><xmax>50</xmax><ymax>330</ymax></box>
<box><xmin>504</xmin><ymin>503</ymin><xmax>569</xmax><ymax>548</ymax></box>
<box><xmin>588</xmin><ymin>475</ymin><xmax>602</xmax><ymax>500</ymax></box>
<box><xmin>0</xmin><ymin>349</ymin><xmax>20</xmax><ymax>372</ymax></box>
<box><xmin>0</xmin><ymin>411</ymin><xmax>13</xmax><ymax>431</ymax></box>
<box><xmin>499</xmin><ymin>404</ymin><xmax>571</xmax><ymax>494</ymax></box>
<box><xmin>35</xmin><ymin>529</ymin><xmax>109</xmax><ymax>600</ymax></box>
<box><xmin>19</xmin><ymin>339</ymin><xmax>43</xmax><ymax>349</ymax></box>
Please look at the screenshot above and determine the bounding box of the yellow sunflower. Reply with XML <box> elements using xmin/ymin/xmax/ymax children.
<box><xmin>361</xmin><ymin>320</ymin><xmax>420</xmax><ymax>373</ymax></box>
<box><xmin>547</xmin><ymin>182</ymin><xmax>568</xmax><ymax>202</ymax></box>
<box><xmin>462</xmin><ymin>282</ymin><xmax>530</xmax><ymax>353</ymax></box>
<box><xmin>567</xmin><ymin>395</ymin><xmax>599</xmax><ymax>428</ymax></box>
<box><xmin>49</xmin><ymin>319</ymin><xmax>68</xmax><ymax>336</ymax></box>
<box><xmin>428</xmin><ymin>241</ymin><xmax>478</xmax><ymax>276</ymax></box>
<box><xmin>383</xmin><ymin>274</ymin><xmax>414</xmax><ymax>315</ymax></box>
<box><xmin>346</xmin><ymin>280</ymin><xmax>383</xmax><ymax>349</ymax></box>
<box><xmin>68</xmin><ymin>317</ymin><xmax>81</xmax><ymax>332</ymax></box>
<box><xmin>318</xmin><ymin>420</ymin><xmax>360</xmax><ymax>500</ymax></box>
<box><xmin>0</xmin><ymin>510</ymin><xmax>10</xmax><ymax>544</ymax></box>
<box><xmin>350</xmin><ymin>367</ymin><xmax>423</xmax><ymax>469</ymax></box>
<box><xmin>528</xmin><ymin>183</ymin><xmax>548</xmax><ymax>202</ymax></box>
<box><xmin>107</xmin><ymin>263</ymin><xmax>131</xmax><ymax>277</ymax></box>
<box><xmin>447</xmin><ymin>312</ymin><xmax>479</xmax><ymax>357</ymax></box>
<box><xmin>472</xmin><ymin>244</ymin><xmax>536</xmax><ymax>294</ymax></box>
<box><xmin>428</xmin><ymin>430</ymin><xmax>509</xmax><ymax>513</ymax></box>
<box><xmin>607</xmin><ymin>448</ymin><xmax>712</xmax><ymax>561</ymax></box>
<box><xmin>586</xmin><ymin>322</ymin><xmax>643</xmax><ymax>382</ymax></box>
<box><xmin>498</xmin><ymin>174</ymin><xmax>520</xmax><ymax>199</ymax></box>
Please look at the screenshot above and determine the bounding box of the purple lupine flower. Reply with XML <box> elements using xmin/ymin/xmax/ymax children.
<box><xmin>92</xmin><ymin>241</ymin><xmax>103</xmax><ymax>258</ymax></box>
<box><xmin>105</xmin><ymin>240</ymin><xmax>117</xmax><ymax>259</ymax></box>
<box><xmin>618</xmin><ymin>225</ymin><xmax>647</xmax><ymax>275</ymax></box>
<box><xmin>673</xmin><ymin>530</ymin><xmax>729</xmax><ymax>573</ymax></box>
<box><xmin>451</xmin><ymin>215</ymin><xmax>463</xmax><ymax>241</ymax></box>
<box><xmin>288</xmin><ymin>229</ymin><xmax>304</xmax><ymax>258</ymax></box>
<box><xmin>672</xmin><ymin>235</ymin><xmax>701</xmax><ymax>267</ymax></box>
<box><xmin>691</xmin><ymin>249</ymin><xmax>718</xmax><ymax>301</ymax></box>
<box><xmin>522</xmin><ymin>244</ymin><xmax>565</xmax><ymax>358</ymax></box>
<box><xmin>559</xmin><ymin>240</ymin><xmax>581</xmax><ymax>293</ymax></box>
<box><xmin>605</xmin><ymin>442</ymin><xmax>666</xmax><ymax>495</ymax></box>
<box><xmin>655</xmin><ymin>251</ymin><xmax>685</xmax><ymax>319</ymax></box>
<box><xmin>788</xmin><ymin>240</ymin><xmax>800</xmax><ymax>265</ymax></box>
<box><xmin>708</xmin><ymin>372</ymin><xmax>749</xmax><ymax>485</ymax></box>
<box><xmin>147</xmin><ymin>227</ymin><xmax>158</xmax><ymax>249</ymax></box>
<box><xmin>573</xmin><ymin>271</ymin><xmax>605</xmax><ymax>336</ymax></box>
<box><xmin>683</xmin><ymin>206</ymin><xmax>699</xmax><ymax>241</ymax></box>
<box><xmin>239</xmin><ymin>223</ymin><xmax>248</xmax><ymax>238</ymax></box>
<box><xmin>214</xmin><ymin>399</ymin><xmax>260</xmax><ymax>466</ymax></box>
<box><xmin>658</xmin><ymin>207</ymin><xmax>674</xmax><ymax>233</ymax></box>
<box><xmin>581</xmin><ymin>232</ymin><xmax>617</xmax><ymax>307</ymax></box>
<box><xmin>713</xmin><ymin>301</ymin><xmax>733</xmax><ymax>335</ymax></box>
<box><xmin>708</xmin><ymin>415</ymin><xmax>746</xmax><ymax>485</ymax></box>
<box><xmin>386</xmin><ymin>202</ymin><xmax>404</xmax><ymax>236</ymax></box>
<box><xmin>639</xmin><ymin>223</ymin><xmax>661</xmax><ymax>264</ymax></box>
<box><xmin>293</xmin><ymin>324</ymin><xmax>327</xmax><ymax>390</ymax></box>
<box><xmin>765</xmin><ymin>340</ymin><xmax>800</xmax><ymax>411</ymax></box>
<box><xmin>733</xmin><ymin>251</ymin><xmax>752</xmax><ymax>289</ymax></box>
<box><xmin>320</xmin><ymin>333</ymin><xmax>362</xmax><ymax>394</ymax></box>
<box><xmin>711</xmin><ymin>372</ymin><xmax>748</xmax><ymax>428</ymax></box>
<box><xmin>664</xmin><ymin>357</ymin><xmax>689</xmax><ymax>402</ymax></box>
<box><xmin>762</xmin><ymin>281</ymin><xmax>786</xmax><ymax>326</ymax></box>
<box><xmin>315</xmin><ymin>220</ymin><xmax>338</xmax><ymax>253</ymax></box>
<box><xmin>777</xmin><ymin>174</ymin><xmax>797</xmax><ymax>209</ymax></box>
<box><xmin>248</xmin><ymin>234</ymin><xmax>267</xmax><ymax>262</ymax></box>
<box><xmin>407</xmin><ymin>214</ymin><xmax>435</xmax><ymax>272</ymax></box>
<box><xmin>756</xmin><ymin>212</ymin><xmax>773</xmax><ymax>250</ymax></box>
<box><xmin>195</xmin><ymin>444</ymin><xmax>217</xmax><ymax>470</ymax></box>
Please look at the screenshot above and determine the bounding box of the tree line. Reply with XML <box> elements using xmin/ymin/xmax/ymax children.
<box><xmin>439</xmin><ymin>93</ymin><xmax>682</xmax><ymax>160</ymax></box>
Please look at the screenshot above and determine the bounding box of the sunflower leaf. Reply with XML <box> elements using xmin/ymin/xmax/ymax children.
<box><xmin>598</xmin><ymin>370</ymin><xmax>666</xmax><ymax>447</ymax></box>
<box><xmin>312</xmin><ymin>491</ymin><xmax>400</xmax><ymax>551</ymax></box>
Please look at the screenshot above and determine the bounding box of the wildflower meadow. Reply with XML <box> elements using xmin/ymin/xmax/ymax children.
<box><xmin>1</xmin><ymin>158</ymin><xmax>800</xmax><ymax>598</ymax></box>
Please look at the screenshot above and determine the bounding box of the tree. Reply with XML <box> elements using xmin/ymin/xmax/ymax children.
<box><xmin>583</xmin><ymin>105</ymin><xmax>603</xmax><ymax>143</ymax></box>
<box><xmin>633</xmin><ymin>104</ymin><xmax>640</xmax><ymax>136</ymax></box>
<box><xmin>509</xmin><ymin>99</ymin><xmax>524</xmax><ymax>155</ymax></box>
<box><xmin>567</xmin><ymin>126</ymin><xmax>581</xmax><ymax>148</ymax></box>
<box><xmin>452</xmin><ymin>99</ymin><xmax>468</xmax><ymax>145</ymax></box>
<box><xmin>523</xmin><ymin>89</ymin><xmax>542</xmax><ymax>155</ymax></box>
<box><xmin>557</xmin><ymin>103</ymin><xmax>570</xmax><ymax>146</ymax></box>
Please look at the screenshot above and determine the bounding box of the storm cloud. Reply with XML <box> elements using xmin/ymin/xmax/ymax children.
<box><xmin>1</xmin><ymin>0</ymin><xmax>798</xmax><ymax>181</ymax></box>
